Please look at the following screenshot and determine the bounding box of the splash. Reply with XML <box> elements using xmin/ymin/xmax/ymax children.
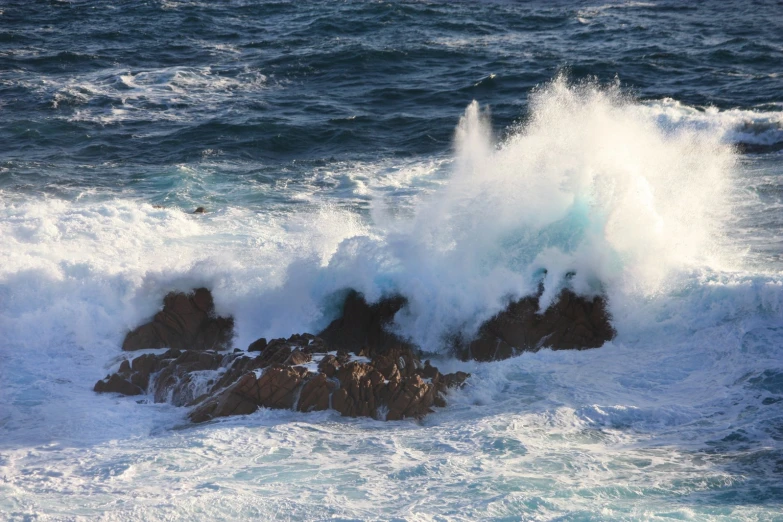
<box><xmin>344</xmin><ymin>77</ymin><xmax>737</xmax><ymax>348</ymax></box>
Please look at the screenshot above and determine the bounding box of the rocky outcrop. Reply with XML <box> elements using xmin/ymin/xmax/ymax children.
<box><xmin>187</xmin><ymin>340</ymin><xmax>468</xmax><ymax>423</ymax></box>
<box><xmin>94</xmin><ymin>347</ymin><xmax>237</xmax><ymax>406</ymax></box>
<box><xmin>317</xmin><ymin>290</ymin><xmax>410</xmax><ymax>356</ymax></box>
<box><xmin>96</xmin><ymin>284</ymin><xmax>614</xmax><ymax>423</ymax></box>
<box><xmin>121</xmin><ymin>288</ymin><xmax>234</xmax><ymax>351</ymax></box>
<box><xmin>97</xmin><ymin>331</ymin><xmax>469</xmax><ymax>423</ymax></box>
<box><xmin>458</xmin><ymin>288</ymin><xmax>615</xmax><ymax>361</ymax></box>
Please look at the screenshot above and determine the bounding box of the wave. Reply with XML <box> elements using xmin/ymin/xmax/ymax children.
<box><xmin>637</xmin><ymin>98</ymin><xmax>783</xmax><ymax>151</ymax></box>
<box><xmin>1</xmin><ymin>77</ymin><xmax>773</xmax><ymax>355</ymax></box>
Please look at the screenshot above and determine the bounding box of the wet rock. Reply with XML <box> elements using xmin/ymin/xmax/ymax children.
<box><xmin>189</xmin><ymin>365</ymin><xmax>308</xmax><ymax>422</ymax></box>
<box><xmin>384</xmin><ymin>374</ymin><xmax>437</xmax><ymax>421</ymax></box>
<box><xmin>286</xmin><ymin>348</ymin><xmax>312</xmax><ymax>366</ymax></box>
<box><xmin>459</xmin><ymin>289</ymin><xmax>615</xmax><ymax>361</ymax></box>
<box><xmin>318</xmin><ymin>354</ymin><xmax>340</xmax><ymax>377</ymax></box>
<box><xmin>297</xmin><ymin>373</ymin><xmax>336</xmax><ymax>413</ymax></box>
<box><xmin>122</xmin><ymin>288</ymin><xmax>234</xmax><ymax>352</ymax></box>
<box><xmin>247</xmin><ymin>337</ymin><xmax>267</xmax><ymax>352</ymax></box>
<box><xmin>93</xmin><ymin>373</ymin><xmax>144</xmax><ymax>396</ymax></box>
<box><xmin>193</xmin><ymin>206</ymin><xmax>206</xmax><ymax>214</ymax></box>
<box><xmin>99</xmin><ymin>287</ymin><xmax>481</xmax><ymax>424</ymax></box>
<box><xmin>318</xmin><ymin>291</ymin><xmax>410</xmax><ymax>356</ymax></box>
<box><xmin>94</xmin><ymin>348</ymin><xmax>231</xmax><ymax>406</ymax></box>
<box><xmin>332</xmin><ymin>362</ymin><xmax>386</xmax><ymax>418</ymax></box>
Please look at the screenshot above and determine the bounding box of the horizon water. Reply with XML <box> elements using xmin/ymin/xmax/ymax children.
<box><xmin>1</xmin><ymin>1</ymin><xmax>783</xmax><ymax>520</ymax></box>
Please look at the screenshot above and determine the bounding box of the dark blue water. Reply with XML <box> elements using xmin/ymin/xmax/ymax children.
<box><xmin>2</xmin><ymin>0</ymin><xmax>782</xmax><ymax>203</ymax></box>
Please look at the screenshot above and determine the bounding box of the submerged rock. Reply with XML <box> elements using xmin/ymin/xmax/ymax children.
<box><xmin>121</xmin><ymin>288</ymin><xmax>234</xmax><ymax>352</ymax></box>
<box><xmin>458</xmin><ymin>288</ymin><xmax>615</xmax><ymax>361</ymax></box>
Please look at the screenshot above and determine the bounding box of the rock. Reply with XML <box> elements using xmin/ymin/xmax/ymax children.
<box><xmin>317</xmin><ymin>291</ymin><xmax>410</xmax><ymax>356</ymax></box>
<box><xmin>99</xmin><ymin>329</ymin><xmax>470</xmax><ymax>424</ymax></box>
<box><xmin>332</xmin><ymin>362</ymin><xmax>386</xmax><ymax>418</ymax></box>
<box><xmin>93</xmin><ymin>373</ymin><xmax>144</xmax><ymax>396</ymax></box>
<box><xmin>318</xmin><ymin>354</ymin><xmax>340</xmax><ymax>377</ymax></box>
<box><xmin>286</xmin><ymin>348</ymin><xmax>311</xmax><ymax>366</ymax></box>
<box><xmin>150</xmin><ymin>350</ymin><xmax>226</xmax><ymax>406</ymax></box>
<box><xmin>193</xmin><ymin>206</ymin><xmax>206</xmax><ymax>214</ymax></box>
<box><xmin>93</xmin><ymin>348</ymin><xmax>232</xmax><ymax>406</ymax></box>
<box><xmin>372</xmin><ymin>344</ymin><xmax>421</xmax><ymax>379</ymax></box>
<box><xmin>297</xmin><ymin>373</ymin><xmax>335</xmax><ymax>412</ymax></box>
<box><xmin>247</xmin><ymin>337</ymin><xmax>267</xmax><ymax>352</ymax></box>
<box><xmin>458</xmin><ymin>288</ymin><xmax>615</xmax><ymax>361</ymax></box>
<box><xmin>122</xmin><ymin>288</ymin><xmax>234</xmax><ymax>352</ymax></box>
<box><xmin>99</xmin><ymin>287</ymin><xmax>485</xmax><ymax>424</ymax></box>
<box><xmin>189</xmin><ymin>365</ymin><xmax>308</xmax><ymax>422</ymax></box>
<box><xmin>384</xmin><ymin>374</ymin><xmax>437</xmax><ymax>421</ymax></box>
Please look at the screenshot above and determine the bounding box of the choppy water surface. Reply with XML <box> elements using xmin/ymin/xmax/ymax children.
<box><xmin>1</xmin><ymin>1</ymin><xmax>783</xmax><ymax>520</ymax></box>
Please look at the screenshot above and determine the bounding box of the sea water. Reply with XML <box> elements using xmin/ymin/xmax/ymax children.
<box><xmin>1</xmin><ymin>1</ymin><xmax>782</xmax><ymax>520</ymax></box>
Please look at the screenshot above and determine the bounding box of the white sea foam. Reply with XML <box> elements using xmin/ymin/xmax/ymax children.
<box><xmin>1</xmin><ymin>79</ymin><xmax>782</xmax><ymax>519</ymax></box>
<box><xmin>637</xmin><ymin>98</ymin><xmax>783</xmax><ymax>148</ymax></box>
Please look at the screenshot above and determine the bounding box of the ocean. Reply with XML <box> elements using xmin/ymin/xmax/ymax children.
<box><xmin>1</xmin><ymin>0</ymin><xmax>783</xmax><ymax>519</ymax></box>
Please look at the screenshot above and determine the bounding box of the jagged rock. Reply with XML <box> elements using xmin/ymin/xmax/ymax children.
<box><xmin>286</xmin><ymin>349</ymin><xmax>312</xmax><ymax>366</ymax></box>
<box><xmin>318</xmin><ymin>355</ymin><xmax>340</xmax><ymax>377</ymax></box>
<box><xmin>332</xmin><ymin>362</ymin><xmax>386</xmax><ymax>418</ymax></box>
<box><xmin>384</xmin><ymin>374</ymin><xmax>437</xmax><ymax>421</ymax></box>
<box><xmin>459</xmin><ymin>289</ymin><xmax>615</xmax><ymax>361</ymax></box>
<box><xmin>372</xmin><ymin>344</ymin><xmax>421</xmax><ymax>379</ymax></box>
<box><xmin>122</xmin><ymin>288</ymin><xmax>234</xmax><ymax>351</ymax></box>
<box><xmin>93</xmin><ymin>373</ymin><xmax>144</xmax><ymax>396</ymax></box>
<box><xmin>151</xmin><ymin>350</ymin><xmax>226</xmax><ymax>406</ymax></box>
<box><xmin>189</xmin><ymin>365</ymin><xmax>308</xmax><ymax>422</ymax></box>
<box><xmin>318</xmin><ymin>291</ymin><xmax>410</xmax><ymax>356</ymax></box>
<box><xmin>297</xmin><ymin>373</ymin><xmax>336</xmax><ymax>412</ymax></box>
<box><xmin>98</xmin><ymin>333</ymin><xmax>469</xmax><ymax>423</ymax></box>
<box><xmin>247</xmin><ymin>337</ymin><xmax>267</xmax><ymax>352</ymax></box>
<box><xmin>99</xmin><ymin>288</ymin><xmax>484</xmax><ymax>424</ymax></box>
<box><xmin>94</xmin><ymin>348</ymin><xmax>234</xmax><ymax>406</ymax></box>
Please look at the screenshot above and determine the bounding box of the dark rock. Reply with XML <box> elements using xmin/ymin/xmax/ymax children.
<box><xmin>247</xmin><ymin>337</ymin><xmax>267</xmax><ymax>352</ymax></box>
<box><xmin>459</xmin><ymin>289</ymin><xmax>614</xmax><ymax>361</ymax></box>
<box><xmin>317</xmin><ymin>291</ymin><xmax>410</xmax><ymax>356</ymax></box>
<box><xmin>94</xmin><ymin>349</ymin><xmax>232</xmax><ymax>405</ymax></box>
<box><xmin>286</xmin><ymin>349</ymin><xmax>312</xmax><ymax>366</ymax></box>
<box><xmin>150</xmin><ymin>350</ymin><xmax>225</xmax><ymax>406</ymax></box>
<box><xmin>99</xmin><ymin>287</ymin><xmax>488</xmax><ymax>424</ymax></box>
<box><xmin>189</xmin><ymin>365</ymin><xmax>308</xmax><ymax>422</ymax></box>
<box><xmin>193</xmin><ymin>207</ymin><xmax>206</xmax><ymax>214</ymax></box>
<box><xmin>99</xmin><ymin>330</ymin><xmax>469</xmax><ymax>424</ymax></box>
<box><xmin>94</xmin><ymin>373</ymin><xmax>144</xmax><ymax>396</ymax></box>
<box><xmin>122</xmin><ymin>288</ymin><xmax>234</xmax><ymax>352</ymax></box>
<box><xmin>318</xmin><ymin>354</ymin><xmax>340</xmax><ymax>377</ymax></box>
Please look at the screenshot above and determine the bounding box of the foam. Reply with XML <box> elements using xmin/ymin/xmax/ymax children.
<box><xmin>2</xmin><ymin>78</ymin><xmax>783</xmax><ymax>519</ymax></box>
<box><xmin>637</xmin><ymin>98</ymin><xmax>783</xmax><ymax>148</ymax></box>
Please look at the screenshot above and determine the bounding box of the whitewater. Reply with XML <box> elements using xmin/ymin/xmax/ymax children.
<box><xmin>1</xmin><ymin>74</ymin><xmax>782</xmax><ymax>519</ymax></box>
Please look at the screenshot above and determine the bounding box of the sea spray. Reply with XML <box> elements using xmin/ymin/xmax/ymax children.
<box><xmin>334</xmin><ymin>77</ymin><xmax>739</xmax><ymax>349</ymax></box>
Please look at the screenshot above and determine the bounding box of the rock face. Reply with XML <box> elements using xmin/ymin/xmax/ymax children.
<box><xmin>317</xmin><ymin>290</ymin><xmax>410</xmax><ymax>356</ymax></box>
<box><xmin>458</xmin><ymin>289</ymin><xmax>615</xmax><ymax>361</ymax></box>
<box><xmin>94</xmin><ymin>348</ymin><xmax>235</xmax><ymax>406</ymax></box>
<box><xmin>121</xmin><ymin>288</ymin><xmax>234</xmax><ymax>351</ymax></box>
